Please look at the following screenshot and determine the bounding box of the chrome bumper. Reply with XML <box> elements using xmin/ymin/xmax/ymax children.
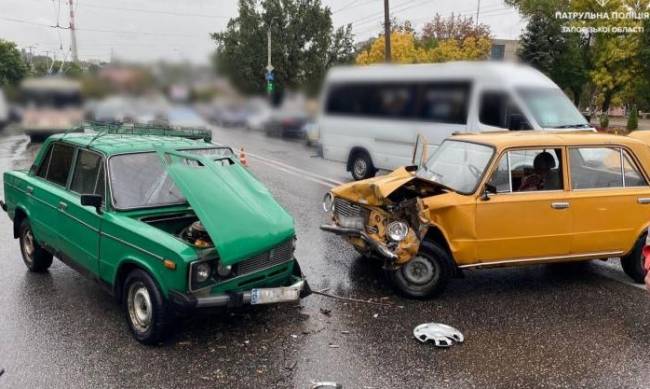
<box><xmin>193</xmin><ymin>279</ymin><xmax>307</xmax><ymax>309</ymax></box>
<box><xmin>320</xmin><ymin>223</ymin><xmax>398</xmax><ymax>260</ymax></box>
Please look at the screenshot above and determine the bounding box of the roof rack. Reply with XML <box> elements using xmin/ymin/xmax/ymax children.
<box><xmin>79</xmin><ymin>121</ymin><xmax>212</xmax><ymax>142</ymax></box>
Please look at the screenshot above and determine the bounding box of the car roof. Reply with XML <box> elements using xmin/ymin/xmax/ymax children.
<box><xmin>48</xmin><ymin>133</ymin><xmax>216</xmax><ymax>155</ymax></box>
<box><xmin>326</xmin><ymin>61</ymin><xmax>557</xmax><ymax>89</ymax></box>
<box><xmin>449</xmin><ymin>131</ymin><xmax>647</xmax><ymax>149</ymax></box>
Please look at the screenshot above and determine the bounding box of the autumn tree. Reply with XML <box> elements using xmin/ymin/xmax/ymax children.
<box><xmin>356</xmin><ymin>14</ymin><xmax>491</xmax><ymax>65</ymax></box>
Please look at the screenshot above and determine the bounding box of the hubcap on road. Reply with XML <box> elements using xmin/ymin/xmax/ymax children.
<box><xmin>23</xmin><ymin>229</ymin><xmax>34</xmax><ymax>264</ymax></box>
<box><xmin>353</xmin><ymin>158</ymin><xmax>367</xmax><ymax>177</ymax></box>
<box><xmin>403</xmin><ymin>256</ymin><xmax>436</xmax><ymax>285</ymax></box>
<box><xmin>128</xmin><ymin>282</ymin><xmax>152</xmax><ymax>333</ymax></box>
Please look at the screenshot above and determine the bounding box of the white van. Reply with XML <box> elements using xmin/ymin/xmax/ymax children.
<box><xmin>318</xmin><ymin>61</ymin><xmax>592</xmax><ymax>180</ymax></box>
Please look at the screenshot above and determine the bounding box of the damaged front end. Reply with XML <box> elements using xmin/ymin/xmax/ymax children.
<box><xmin>320</xmin><ymin>167</ymin><xmax>446</xmax><ymax>268</ymax></box>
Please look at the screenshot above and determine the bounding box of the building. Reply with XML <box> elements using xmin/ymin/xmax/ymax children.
<box><xmin>490</xmin><ymin>39</ymin><xmax>519</xmax><ymax>62</ymax></box>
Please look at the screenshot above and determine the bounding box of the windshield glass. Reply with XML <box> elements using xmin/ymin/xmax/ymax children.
<box><xmin>517</xmin><ymin>87</ymin><xmax>588</xmax><ymax>129</ymax></box>
<box><xmin>417</xmin><ymin>140</ymin><xmax>494</xmax><ymax>193</ymax></box>
<box><xmin>109</xmin><ymin>147</ymin><xmax>233</xmax><ymax>209</ymax></box>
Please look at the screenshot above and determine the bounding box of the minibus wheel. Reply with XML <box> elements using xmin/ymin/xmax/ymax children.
<box><xmin>350</xmin><ymin>151</ymin><xmax>375</xmax><ymax>180</ymax></box>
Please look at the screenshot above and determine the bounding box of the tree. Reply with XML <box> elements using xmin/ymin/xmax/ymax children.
<box><xmin>212</xmin><ymin>0</ymin><xmax>355</xmax><ymax>96</ymax></box>
<box><xmin>355</xmin><ymin>14</ymin><xmax>491</xmax><ymax>65</ymax></box>
<box><xmin>517</xmin><ymin>13</ymin><xmax>587</xmax><ymax>105</ymax></box>
<box><xmin>0</xmin><ymin>39</ymin><xmax>28</xmax><ymax>86</ymax></box>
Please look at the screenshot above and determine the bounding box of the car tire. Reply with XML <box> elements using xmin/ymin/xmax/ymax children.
<box><xmin>621</xmin><ymin>234</ymin><xmax>647</xmax><ymax>283</ymax></box>
<box><xmin>19</xmin><ymin>218</ymin><xmax>53</xmax><ymax>272</ymax></box>
<box><xmin>350</xmin><ymin>151</ymin><xmax>376</xmax><ymax>181</ymax></box>
<box><xmin>388</xmin><ymin>241</ymin><xmax>453</xmax><ymax>299</ymax></box>
<box><xmin>123</xmin><ymin>269</ymin><xmax>173</xmax><ymax>345</ymax></box>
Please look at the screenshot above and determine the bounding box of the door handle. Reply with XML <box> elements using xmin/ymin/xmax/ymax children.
<box><xmin>26</xmin><ymin>186</ymin><xmax>33</xmax><ymax>194</ymax></box>
<box><xmin>638</xmin><ymin>198</ymin><xmax>650</xmax><ymax>204</ymax></box>
<box><xmin>551</xmin><ymin>202</ymin><xmax>570</xmax><ymax>209</ymax></box>
<box><xmin>58</xmin><ymin>201</ymin><xmax>67</xmax><ymax>210</ymax></box>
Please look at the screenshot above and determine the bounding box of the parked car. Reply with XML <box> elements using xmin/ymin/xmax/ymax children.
<box><xmin>0</xmin><ymin>88</ymin><xmax>9</xmax><ymax>130</ymax></box>
<box><xmin>318</xmin><ymin>62</ymin><xmax>594</xmax><ymax>180</ymax></box>
<box><xmin>265</xmin><ymin>109</ymin><xmax>310</xmax><ymax>138</ymax></box>
<box><xmin>321</xmin><ymin>131</ymin><xmax>650</xmax><ymax>298</ymax></box>
<box><xmin>1</xmin><ymin>126</ymin><xmax>309</xmax><ymax>344</ymax></box>
<box><xmin>245</xmin><ymin>104</ymin><xmax>272</xmax><ymax>132</ymax></box>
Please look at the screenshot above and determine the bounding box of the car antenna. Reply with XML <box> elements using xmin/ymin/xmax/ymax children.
<box><xmin>60</xmin><ymin>122</ymin><xmax>84</xmax><ymax>140</ymax></box>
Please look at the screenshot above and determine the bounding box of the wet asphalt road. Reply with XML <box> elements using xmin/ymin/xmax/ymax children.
<box><xmin>0</xmin><ymin>127</ymin><xmax>649</xmax><ymax>388</ymax></box>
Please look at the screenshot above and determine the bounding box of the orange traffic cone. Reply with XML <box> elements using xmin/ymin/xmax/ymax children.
<box><xmin>239</xmin><ymin>147</ymin><xmax>248</xmax><ymax>166</ymax></box>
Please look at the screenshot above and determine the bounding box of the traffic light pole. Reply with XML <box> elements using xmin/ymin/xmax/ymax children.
<box><xmin>266</xmin><ymin>27</ymin><xmax>275</xmax><ymax>97</ymax></box>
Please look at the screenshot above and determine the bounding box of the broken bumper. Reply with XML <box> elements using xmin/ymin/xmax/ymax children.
<box><xmin>169</xmin><ymin>278</ymin><xmax>310</xmax><ymax>311</ymax></box>
<box><xmin>320</xmin><ymin>223</ymin><xmax>398</xmax><ymax>260</ymax></box>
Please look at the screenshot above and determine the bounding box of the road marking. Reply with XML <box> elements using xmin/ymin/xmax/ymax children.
<box><xmin>252</xmin><ymin>157</ymin><xmax>337</xmax><ymax>188</ymax></box>
<box><xmin>247</xmin><ymin>151</ymin><xmax>344</xmax><ymax>186</ymax></box>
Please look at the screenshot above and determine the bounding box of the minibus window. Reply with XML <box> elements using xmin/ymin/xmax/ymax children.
<box><xmin>417</xmin><ymin>82</ymin><xmax>470</xmax><ymax>124</ymax></box>
<box><xmin>479</xmin><ymin>91</ymin><xmax>531</xmax><ymax>130</ymax></box>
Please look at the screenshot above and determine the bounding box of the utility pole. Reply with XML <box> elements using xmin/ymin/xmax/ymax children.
<box><xmin>383</xmin><ymin>0</ymin><xmax>391</xmax><ymax>62</ymax></box>
<box><xmin>69</xmin><ymin>0</ymin><xmax>79</xmax><ymax>63</ymax></box>
<box><xmin>476</xmin><ymin>0</ymin><xmax>481</xmax><ymax>26</ymax></box>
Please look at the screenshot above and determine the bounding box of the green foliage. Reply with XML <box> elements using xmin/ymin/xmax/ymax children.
<box><xmin>627</xmin><ymin>104</ymin><xmax>638</xmax><ymax>130</ymax></box>
<box><xmin>517</xmin><ymin>14</ymin><xmax>588</xmax><ymax>105</ymax></box>
<box><xmin>0</xmin><ymin>39</ymin><xmax>28</xmax><ymax>86</ymax></box>
<box><xmin>212</xmin><ymin>0</ymin><xmax>355</xmax><ymax>96</ymax></box>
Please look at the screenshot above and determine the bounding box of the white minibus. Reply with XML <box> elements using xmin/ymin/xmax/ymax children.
<box><xmin>318</xmin><ymin>61</ymin><xmax>592</xmax><ymax>180</ymax></box>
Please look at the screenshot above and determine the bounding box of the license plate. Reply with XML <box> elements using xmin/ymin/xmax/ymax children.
<box><xmin>250</xmin><ymin>286</ymin><xmax>300</xmax><ymax>305</ymax></box>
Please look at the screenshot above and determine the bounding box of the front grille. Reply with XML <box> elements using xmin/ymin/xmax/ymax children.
<box><xmin>235</xmin><ymin>239</ymin><xmax>294</xmax><ymax>276</ymax></box>
<box><xmin>334</xmin><ymin>198</ymin><xmax>366</xmax><ymax>218</ymax></box>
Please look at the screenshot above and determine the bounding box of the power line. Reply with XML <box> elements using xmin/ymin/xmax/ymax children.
<box><xmin>74</xmin><ymin>2</ymin><xmax>229</xmax><ymax>19</ymax></box>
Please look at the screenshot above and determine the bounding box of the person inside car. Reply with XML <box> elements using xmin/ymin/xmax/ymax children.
<box><xmin>518</xmin><ymin>151</ymin><xmax>560</xmax><ymax>191</ymax></box>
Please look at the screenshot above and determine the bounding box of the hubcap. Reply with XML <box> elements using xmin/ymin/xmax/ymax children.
<box><xmin>23</xmin><ymin>229</ymin><xmax>35</xmax><ymax>264</ymax></box>
<box><xmin>127</xmin><ymin>282</ymin><xmax>152</xmax><ymax>333</ymax></box>
<box><xmin>403</xmin><ymin>256</ymin><xmax>436</xmax><ymax>285</ymax></box>
<box><xmin>353</xmin><ymin>158</ymin><xmax>367</xmax><ymax>178</ymax></box>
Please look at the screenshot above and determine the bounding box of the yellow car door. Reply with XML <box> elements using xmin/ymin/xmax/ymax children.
<box><xmin>475</xmin><ymin>147</ymin><xmax>572</xmax><ymax>263</ymax></box>
<box><xmin>567</xmin><ymin>146</ymin><xmax>650</xmax><ymax>255</ymax></box>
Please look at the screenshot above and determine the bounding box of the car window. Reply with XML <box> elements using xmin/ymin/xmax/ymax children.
<box><xmin>479</xmin><ymin>91</ymin><xmax>531</xmax><ymax>130</ymax></box>
<box><xmin>623</xmin><ymin>150</ymin><xmax>647</xmax><ymax>187</ymax></box>
<box><xmin>417</xmin><ymin>82</ymin><xmax>470</xmax><ymax>124</ymax></box>
<box><xmin>569</xmin><ymin>147</ymin><xmax>624</xmax><ymax>189</ymax></box>
<box><xmin>109</xmin><ymin>152</ymin><xmax>185</xmax><ymax>209</ymax></box>
<box><xmin>70</xmin><ymin>150</ymin><xmax>105</xmax><ymax>196</ymax></box>
<box><xmin>43</xmin><ymin>143</ymin><xmax>75</xmax><ymax>186</ymax></box>
<box><xmin>488</xmin><ymin>148</ymin><xmax>563</xmax><ymax>192</ymax></box>
<box><xmin>36</xmin><ymin>144</ymin><xmax>53</xmax><ymax>179</ymax></box>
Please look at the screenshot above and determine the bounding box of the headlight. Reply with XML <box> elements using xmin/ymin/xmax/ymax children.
<box><xmin>193</xmin><ymin>262</ymin><xmax>212</xmax><ymax>283</ymax></box>
<box><xmin>387</xmin><ymin>221</ymin><xmax>409</xmax><ymax>242</ymax></box>
<box><xmin>216</xmin><ymin>262</ymin><xmax>232</xmax><ymax>277</ymax></box>
<box><xmin>322</xmin><ymin>192</ymin><xmax>334</xmax><ymax>213</ymax></box>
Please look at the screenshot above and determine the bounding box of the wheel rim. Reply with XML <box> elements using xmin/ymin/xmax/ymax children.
<box><xmin>353</xmin><ymin>158</ymin><xmax>367</xmax><ymax>178</ymax></box>
<box><xmin>127</xmin><ymin>281</ymin><xmax>152</xmax><ymax>333</ymax></box>
<box><xmin>402</xmin><ymin>255</ymin><xmax>437</xmax><ymax>285</ymax></box>
<box><xmin>22</xmin><ymin>228</ymin><xmax>35</xmax><ymax>264</ymax></box>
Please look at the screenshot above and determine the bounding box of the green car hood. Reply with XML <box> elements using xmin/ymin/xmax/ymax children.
<box><xmin>157</xmin><ymin>148</ymin><xmax>295</xmax><ymax>265</ymax></box>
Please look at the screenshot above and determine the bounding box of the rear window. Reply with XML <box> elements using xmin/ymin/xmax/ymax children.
<box><xmin>325</xmin><ymin>81</ymin><xmax>470</xmax><ymax>124</ymax></box>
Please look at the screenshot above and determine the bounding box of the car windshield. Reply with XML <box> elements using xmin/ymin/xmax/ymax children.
<box><xmin>517</xmin><ymin>87</ymin><xmax>588</xmax><ymax>129</ymax></box>
<box><xmin>416</xmin><ymin>140</ymin><xmax>494</xmax><ymax>193</ymax></box>
<box><xmin>109</xmin><ymin>147</ymin><xmax>233</xmax><ymax>209</ymax></box>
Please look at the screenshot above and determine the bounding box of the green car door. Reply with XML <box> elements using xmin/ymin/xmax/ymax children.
<box><xmin>55</xmin><ymin>148</ymin><xmax>104</xmax><ymax>274</ymax></box>
<box><xmin>30</xmin><ymin>142</ymin><xmax>76</xmax><ymax>254</ymax></box>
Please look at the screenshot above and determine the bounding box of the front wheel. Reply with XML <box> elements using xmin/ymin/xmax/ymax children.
<box><xmin>387</xmin><ymin>241</ymin><xmax>453</xmax><ymax>299</ymax></box>
<box><xmin>350</xmin><ymin>151</ymin><xmax>376</xmax><ymax>180</ymax></box>
<box><xmin>123</xmin><ymin>269</ymin><xmax>173</xmax><ymax>345</ymax></box>
<box><xmin>19</xmin><ymin>218</ymin><xmax>53</xmax><ymax>272</ymax></box>
<box><xmin>621</xmin><ymin>234</ymin><xmax>647</xmax><ymax>283</ymax></box>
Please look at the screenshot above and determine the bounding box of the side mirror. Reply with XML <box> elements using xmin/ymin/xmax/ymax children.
<box><xmin>81</xmin><ymin>194</ymin><xmax>103</xmax><ymax>214</ymax></box>
<box><xmin>480</xmin><ymin>184</ymin><xmax>496</xmax><ymax>201</ymax></box>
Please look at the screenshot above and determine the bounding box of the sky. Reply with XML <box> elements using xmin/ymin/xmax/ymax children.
<box><xmin>0</xmin><ymin>0</ymin><xmax>525</xmax><ymax>64</ymax></box>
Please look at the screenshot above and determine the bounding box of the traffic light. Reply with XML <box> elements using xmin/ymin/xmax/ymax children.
<box><xmin>266</xmin><ymin>80</ymin><xmax>274</xmax><ymax>94</ymax></box>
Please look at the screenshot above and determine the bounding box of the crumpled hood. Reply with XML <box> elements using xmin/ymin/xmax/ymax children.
<box><xmin>332</xmin><ymin>167</ymin><xmax>420</xmax><ymax>206</ymax></box>
<box><xmin>158</xmin><ymin>148</ymin><xmax>295</xmax><ymax>265</ymax></box>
